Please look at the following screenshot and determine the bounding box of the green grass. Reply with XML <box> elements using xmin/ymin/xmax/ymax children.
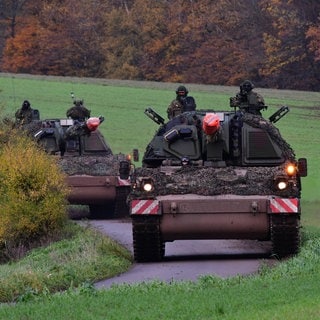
<box><xmin>1</xmin><ymin>231</ymin><xmax>320</xmax><ymax>319</ymax></box>
<box><xmin>0</xmin><ymin>74</ymin><xmax>320</xmax><ymax>318</ymax></box>
<box><xmin>0</xmin><ymin>222</ymin><xmax>132</xmax><ymax>304</ymax></box>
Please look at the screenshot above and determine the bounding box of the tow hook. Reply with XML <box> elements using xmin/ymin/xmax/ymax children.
<box><xmin>170</xmin><ymin>202</ymin><xmax>177</xmax><ymax>216</ymax></box>
<box><xmin>251</xmin><ymin>201</ymin><xmax>258</xmax><ymax>214</ymax></box>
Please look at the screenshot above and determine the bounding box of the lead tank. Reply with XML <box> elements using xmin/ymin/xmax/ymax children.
<box><xmin>129</xmin><ymin>105</ymin><xmax>307</xmax><ymax>262</ymax></box>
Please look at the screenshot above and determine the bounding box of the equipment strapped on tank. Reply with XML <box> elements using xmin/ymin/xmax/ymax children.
<box><xmin>202</xmin><ymin>113</ymin><xmax>220</xmax><ymax>135</ymax></box>
<box><xmin>86</xmin><ymin>116</ymin><xmax>104</xmax><ymax>131</ymax></box>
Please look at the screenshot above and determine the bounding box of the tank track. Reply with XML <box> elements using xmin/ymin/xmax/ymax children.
<box><xmin>270</xmin><ymin>214</ymin><xmax>300</xmax><ymax>259</ymax></box>
<box><xmin>132</xmin><ymin>215</ymin><xmax>165</xmax><ymax>262</ymax></box>
<box><xmin>114</xmin><ymin>186</ymin><xmax>130</xmax><ymax>218</ymax></box>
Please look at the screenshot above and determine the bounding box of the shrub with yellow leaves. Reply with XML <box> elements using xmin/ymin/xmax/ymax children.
<box><xmin>0</xmin><ymin>126</ymin><xmax>69</xmax><ymax>256</ymax></box>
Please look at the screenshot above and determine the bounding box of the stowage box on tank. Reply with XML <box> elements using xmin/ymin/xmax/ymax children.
<box><xmin>129</xmin><ymin>106</ymin><xmax>307</xmax><ymax>262</ymax></box>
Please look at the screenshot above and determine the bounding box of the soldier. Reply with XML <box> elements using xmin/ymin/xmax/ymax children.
<box><xmin>66</xmin><ymin>99</ymin><xmax>91</xmax><ymax>121</ymax></box>
<box><xmin>167</xmin><ymin>85</ymin><xmax>197</xmax><ymax>119</ymax></box>
<box><xmin>230</xmin><ymin>80</ymin><xmax>266</xmax><ymax>115</ymax></box>
<box><xmin>15</xmin><ymin>100</ymin><xmax>34</xmax><ymax>125</ymax></box>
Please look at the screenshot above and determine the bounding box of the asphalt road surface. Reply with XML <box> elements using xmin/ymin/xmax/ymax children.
<box><xmin>86</xmin><ymin>219</ymin><xmax>275</xmax><ymax>289</ymax></box>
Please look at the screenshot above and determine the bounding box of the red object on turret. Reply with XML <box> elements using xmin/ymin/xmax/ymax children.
<box><xmin>202</xmin><ymin>113</ymin><xmax>220</xmax><ymax>135</ymax></box>
<box><xmin>86</xmin><ymin>117</ymin><xmax>100</xmax><ymax>131</ymax></box>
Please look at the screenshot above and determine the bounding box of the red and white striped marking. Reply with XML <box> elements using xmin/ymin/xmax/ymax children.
<box><xmin>117</xmin><ymin>177</ymin><xmax>131</xmax><ymax>186</ymax></box>
<box><xmin>269</xmin><ymin>198</ymin><xmax>299</xmax><ymax>213</ymax></box>
<box><xmin>131</xmin><ymin>199</ymin><xmax>160</xmax><ymax>215</ymax></box>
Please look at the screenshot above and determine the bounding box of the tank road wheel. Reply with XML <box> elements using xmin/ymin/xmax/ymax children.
<box><xmin>132</xmin><ymin>215</ymin><xmax>165</xmax><ymax>262</ymax></box>
<box><xmin>270</xmin><ymin>215</ymin><xmax>300</xmax><ymax>259</ymax></box>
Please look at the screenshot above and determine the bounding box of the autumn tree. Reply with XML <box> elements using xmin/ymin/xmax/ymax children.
<box><xmin>179</xmin><ymin>0</ymin><xmax>268</xmax><ymax>85</ymax></box>
<box><xmin>2</xmin><ymin>0</ymin><xmax>320</xmax><ymax>90</ymax></box>
<box><xmin>307</xmin><ymin>24</ymin><xmax>320</xmax><ymax>62</ymax></box>
<box><xmin>100</xmin><ymin>4</ymin><xmax>144</xmax><ymax>79</ymax></box>
<box><xmin>0</xmin><ymin>0</ymin><xmax>31</xmax><ymax>37</ymax></box>
<box><xmin>305</xmin><ymin>2</ymin><xmax>320</xmax><ymax>80</ymax></box>
<box><xmin>1</xmin><ymin>0</ymin><xmax>107</xmax><ymax>76</ymax></box>
<box><xmin>0</xmin><ymin>0</ymin><xmax>34</xmax><ymax>62</ymax></box>
<box><xmin>259</xmin><ymin>0</ymin><xmax>320</xmax><ymax>89</ymax></box>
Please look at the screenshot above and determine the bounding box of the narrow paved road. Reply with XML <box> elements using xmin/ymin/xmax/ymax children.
<box><xmin>87</xmin><ymin>219</ymin><xmax>275</xmax><ymax>289</ymax></box>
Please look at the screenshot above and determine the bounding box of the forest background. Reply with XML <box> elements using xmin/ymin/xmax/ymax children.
<box><xmin>1</xmin><ymin>0</ymin><xmax>320</xmax><ymax>91</ymax></box>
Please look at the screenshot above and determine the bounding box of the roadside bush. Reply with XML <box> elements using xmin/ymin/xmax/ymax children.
<box><xmin>0</xmin><ymin>126</ymin><xmax>69</xmax><ymax>261</ymax></box>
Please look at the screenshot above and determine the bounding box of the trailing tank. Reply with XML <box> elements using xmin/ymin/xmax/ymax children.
<box><xmin>129</xmin><ymin>105</ymin><xmax>307</xmax><ymax>262</ymax></box>
<box><xmin>24</xmin><ymin>114</ymin><xmax>131</xmax><ymax>219</ymax></box>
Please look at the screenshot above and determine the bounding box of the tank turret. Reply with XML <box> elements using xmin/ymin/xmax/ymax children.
<box><xmin>142</xmin><ymin>106</ymin><xmax>296</xmax><ymax>168</ymax></box>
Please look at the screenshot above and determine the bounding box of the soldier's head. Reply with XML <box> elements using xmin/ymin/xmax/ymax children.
<box><xmin>74</xmin><ymin>99</ymin><xmax>83</xmax><ymax>107</ymax></box>
<box><xmin>176</xmin><ymin>85</ymin><xmax>188</xmax><ymax>99</ymax></box>
<box><xmin>22</xmin><ymin>100</ymin><xmax>31</xmax><ymax>110</ymax></box>
<box><xmin>240</xmin><ymin>80</ymin><xmax>254</xmax><ymax>94</ymax></box>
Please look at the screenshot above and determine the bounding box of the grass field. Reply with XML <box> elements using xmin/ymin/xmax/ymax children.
<box><xmin>0</xmin><ymin>73</ymin><xmax>320</xmax><ymax>319</ymax></box>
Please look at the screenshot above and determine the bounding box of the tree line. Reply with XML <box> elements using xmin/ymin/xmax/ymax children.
<box><xmin>1</xmin><ymin>0</ymin><xmax>320</xmax><ymax>91</ymax></box>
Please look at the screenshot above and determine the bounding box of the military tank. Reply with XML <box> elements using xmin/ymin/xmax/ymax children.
<box><xmin>128</xmin><ymin>105</ymin><xmax>307</xmax><ymax>262</ymax></box>
<box><xmin>23</xmin><ymin>111</ymin><xmax>131</xmax><ymax>219</ymax></box>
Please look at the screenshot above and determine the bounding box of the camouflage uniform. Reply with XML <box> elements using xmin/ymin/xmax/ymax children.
<box><xmin>167</xmin><ymin>85</ymin><xmax>196</xmax><ymax>119</ymax></box>
<box><xmin>64</xmin><ymin>122</ymin><xmax>88</xmax><ymax>139</ymax></box>
<box><xmin>15</xmin><ymin>100</ymin><xmax>34</xmax><ymax>125</ymax></box>
<box><xmin>230</xmin><ymin>80</ymin><xmax>266</xmax><ymax>115</ymax></box>
<box><xmin>66</xmin><ymin>100</ymin><xmax>91</xmax><ymax>121</ymax></box>
<box><xmin>167</xmin><ymin>99</ymin><xmax>184</xmax><ymax>119</ymax></box>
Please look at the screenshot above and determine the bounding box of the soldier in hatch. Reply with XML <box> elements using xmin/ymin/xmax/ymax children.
<box><xmin>15</xmin><ymin>100</ymin><xmax>34</xmax><ymax>125</ymax></box>
<box><xmin>167</xmin><ymin>85</ymin><xmax>197</xmax><ymax>119</ymax></box>
<box><xmin>66</xmin><ymin>99</ymin><xmax>91</xmax><ymax>121</ymax></box>
<box><xmin>230</xmin><ymin>80</ymin><xmax>266</xmax><ymax>115</ymax></box>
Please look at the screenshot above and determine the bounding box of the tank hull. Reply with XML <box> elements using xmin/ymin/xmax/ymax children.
<box><xmin>67</xmin><ymin>175</ymin><xmax>131</xmax><ymax>218</ymax></box>
<box><xmin>67</xmin><ymin>175</ymin><xmax>118</xmax><ymax>205</ymax></box>
<box><xmin>159</xmin><ymin>194</ymin><xmax>270</xmax><ymax>241</ymax></box>
<box><xmin>131</xmin><ymin>194</ymin><xmax>301</xmax><ymax>261</ymax></box>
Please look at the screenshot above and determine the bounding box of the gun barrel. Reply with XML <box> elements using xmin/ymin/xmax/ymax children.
<box><xmin>144</xmin><ymin>107</ymin><xmax>165</xmax><ymax>125</ymax></box>
<box><xmin>269</xmin><ymin>106</ymin><xmax>289</xmax><ymax>123</ymax></box>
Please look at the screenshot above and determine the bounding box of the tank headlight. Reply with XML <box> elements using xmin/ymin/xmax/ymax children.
<box><xmin>181</xmin><ymin>157</ymin><xmax>190</xmax><ymax>166</ymax></box>
<box><xmin>285</xmin><ymin>163</ymin><xmax>296</xmax><ymax>176</ymax></box>
<box><xmin>277</xmin><ymin>181</ymin><xmax>288</xmax><ymax>190</ymax></box>
<box><xmin>141</xmin><ymin>179</ymin><xmax>154</xmax><ymax>192</ymax></box>
<box><xmin>274</xmin><ymin>176</ymin><xmax>288</xmax><ymax>191</ymax></box>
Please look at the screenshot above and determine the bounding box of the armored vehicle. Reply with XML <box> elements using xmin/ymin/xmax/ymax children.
<box><xmin>129</xmin><ymin>106</ymin><xmax>307</xmax><ymax>262</ymax></box>
<box><xmin>24</xmin><ymin>114</ymin><xmax>131</xmax><ymax>218</ymax></box>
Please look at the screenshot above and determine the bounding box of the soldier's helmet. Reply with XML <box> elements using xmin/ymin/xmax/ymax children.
<box><xmin>74</xmin><ymin>99</ymin><xmax>84</xmax><ymax>107</ymax></box>
<box><xmin>240</xmin><ymin>80</ymin><xmax>254</xmax><ymax>94</ymax></box>
<box><xmin>176</xmin><ymin>85</ymin><xmax>188</xmax><ymax>97</ymax></box>
<box><xmin>22</xmin><ymin>100</ymin><xmax>31</xmax><ymax>110</ymax></box>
